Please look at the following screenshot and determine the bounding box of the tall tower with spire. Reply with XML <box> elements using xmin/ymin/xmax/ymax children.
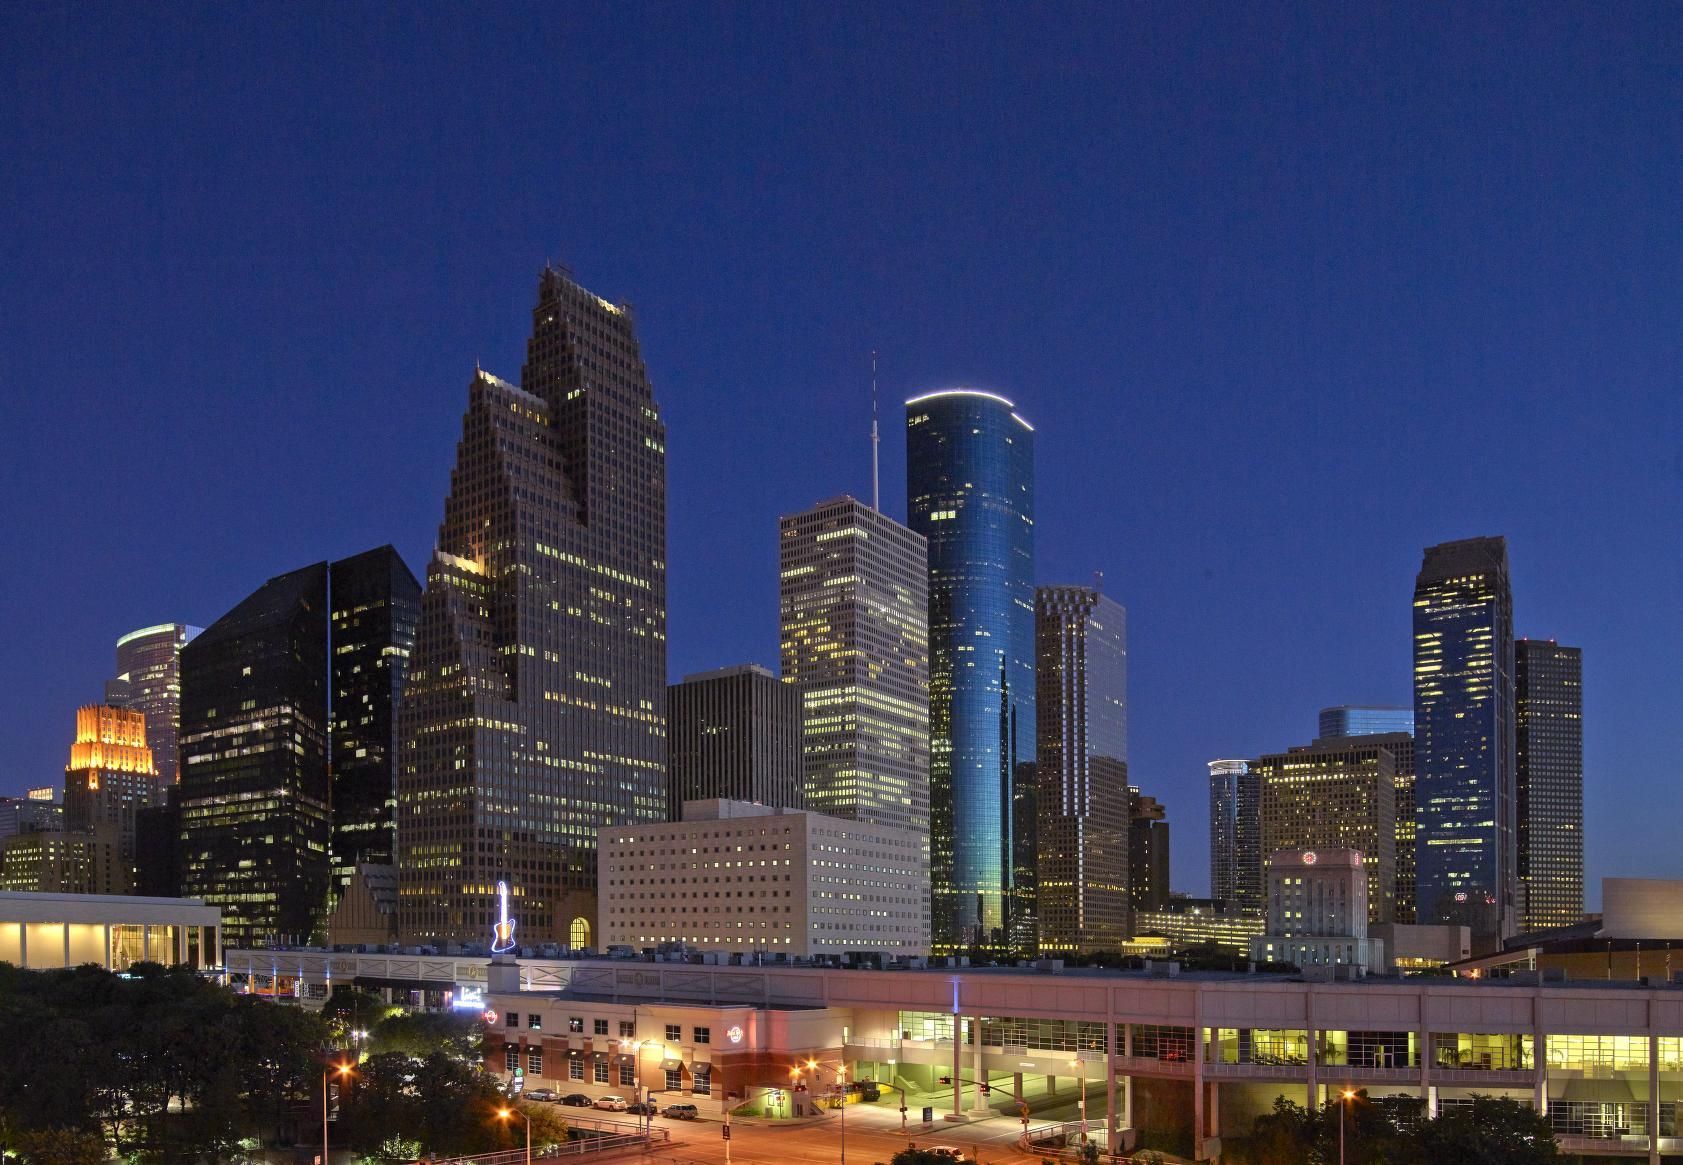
<box><xmin>396</xmin><ymin>267</ymin><xmax>668</xmax><ymax>945</ymax></box>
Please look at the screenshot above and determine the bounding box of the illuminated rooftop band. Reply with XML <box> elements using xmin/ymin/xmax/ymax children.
<box><xmin>903</xmin><ymin>388</ymin><xmax>1034</xmax><ymax>430</ymax></box>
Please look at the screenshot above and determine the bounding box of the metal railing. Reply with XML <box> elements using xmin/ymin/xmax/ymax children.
<box><xmin>427</xmin><ymin>1127</ymin><xmax>669</xmax><ymax>1165</ymax></box>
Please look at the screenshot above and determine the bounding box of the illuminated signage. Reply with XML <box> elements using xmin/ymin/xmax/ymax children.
<box><xmin>727</xmin><ymin>1025</ymin><xmax>743</xmax><ymax>1045</ymax></box>
<box><xmin>492</xmin><ymin>880</ymin><xmax>517</xmax><ymax>953</ymax></box>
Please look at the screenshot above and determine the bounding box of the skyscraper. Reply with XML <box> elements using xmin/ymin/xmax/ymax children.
<box><xmin>327</xmin><ymin>546</ymin><xmax>421</xmax><ymax>899</ymax></box>
<box><xmin>397</xmin><ymin>267</ymin><xmax>667</xmax><ymax>946</ymax></box>
<box><xmin>1208</xmin><ymin>759</ymin><xmax>1262</xmax><ymax>916</ymax></box>
<box><xmin>1033</xmin><ymin>585</ymin><xmax>1129</xmax><ymax>955</ymax></box>
<box><xmin>63</xmin><ymin>704</ymin><xmax>161</xmax><ymax>890</ymax></box>
<box><xmin>905</xmin><ymin>389</ymin><xmax>1035</xmax><ymax>952</ymax></box>
<box><xmin>1254</xmin><ymin>736</ymin><xmax>1399</xmax><ymax>924</ymax></box>
<box><xmin>1128</xmin><ymin>788</ymin><xmax>1171</xmax><ymax>919</ymax></box>
<box><xmin>1318</xmin><ymin>706</ymin><xmax>1415</xmax><ymax>740</ymax></box>
<box><xmin>1516</xmin><ymin>639</ymin><xmax>1584</xmax><ymax>931</ymax></box>
<box><xmin>667</xmin><ymin>665</ymin><xmax>804</xmax><ymax>817</ymax></box>
<box><xmin>108</xmin><ymin>624</ymin><xmax>201</xmax><ymax>786</ymax></box>
<box><xmin>1413</xmin><ymin>536</ymin><xmax>1517</xmax><ymax>942</ymax></box>
<box><xmin>178</xmin><ymin>563</ymin><xmax>331</xmax><ymax>947</ymax></box>
<box><xmin>778</xmin><ymin>496</ymin><xmax>929</xmax><ymax>835</ymax></box>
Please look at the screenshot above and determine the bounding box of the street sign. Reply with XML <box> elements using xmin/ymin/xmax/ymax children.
<box><xmin>722</xmin><ymin>1125</ymin><xmax>731</xmax><ymax>1141</ymax></box>
<box><xmin>922</xmin><ymin>1106</ymin><xmax>933</xmax><ymax>1124</ymax></box>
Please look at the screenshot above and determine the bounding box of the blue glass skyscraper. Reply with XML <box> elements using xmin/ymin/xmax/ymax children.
<box><xmin>906</xmin><ymin>389</ymin><xmax>1034</xmax><ymax>951</ymax></box>
<box><xmin>1413</xmin><ymin>536</ymin><xmax>1516</xmax><ymax>943</ymax></box>
<box><xmin>1318</xmin><ymin>705</ymin><xmax>1415</xmax><ymax>739</ymax></box>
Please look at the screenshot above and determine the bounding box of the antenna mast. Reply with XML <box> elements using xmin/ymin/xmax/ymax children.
<box><xmin>870</xmin><ymin>350</ymin><xmax>881</xmax><ymax>512</ymax></box>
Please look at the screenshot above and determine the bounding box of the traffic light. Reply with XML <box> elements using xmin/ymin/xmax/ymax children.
<box><xmin>980</xmin><ymin>1083</ymin><xmax>992</xmax><ymax>1095</ymax></box>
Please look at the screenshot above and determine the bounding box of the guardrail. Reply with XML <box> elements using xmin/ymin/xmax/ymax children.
<box><xmin>427</xmin><ymin>1127</ymin><xmax>669</xmax><ymax>1165</ymax></box>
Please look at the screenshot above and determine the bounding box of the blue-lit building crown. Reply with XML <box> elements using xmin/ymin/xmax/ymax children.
<box><xmin>906</xmin><ymin>389</ymin><xmax>1034</xmax><ymax>951</ymax></box>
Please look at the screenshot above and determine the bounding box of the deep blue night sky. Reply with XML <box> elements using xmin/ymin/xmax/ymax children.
<box><xmin>2</xmin><ymin>5</ymin><xmax>1678</xmax><ymax>902</ymax></box>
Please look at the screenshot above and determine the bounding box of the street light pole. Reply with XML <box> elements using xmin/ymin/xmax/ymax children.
<box><xmin>497</xmin><ymin>1107</ymin><xmax>530</xmax><ymax>1165</ymax></box>
<box><xmin>1340</xmin><ymin>1088</ymin><xmax>1355</xmax><ymax>1165</ymax></box>
<box><xmin>322</xmin><ymin>1061</ymin><xmax>352</xmax><ymax>1165</ymax></box>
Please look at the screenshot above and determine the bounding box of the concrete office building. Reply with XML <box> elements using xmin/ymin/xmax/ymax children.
<box><xmin>1413</xmin><ymin>536</ymin><xmax>1517</xmax><ymax>942</ymax></box>
<box><xmin>666</xmin><ymin>665</ymin><xmax>804</xmax><ymax>819</ymax></box>
<box><xmin>1034</xmin><ymin>585</ymin><xmax>1129</xmax><ymax>955</ymax></box>
<box><xmin>398</xmin><ymin>267</ymin><xmax>668</xmax><ymax>946</ymax></box>
<box><xmin>1129</xmin><ymin>789</ymin><xmax>1171</xmax><ymax>919</ymax></box>
<box><xmin>597</xmin><ymin>799</ymin><xmax>928</xmax><ymax>957</ymax></box>
<box><xmin>1208</xmin><ymin>760</ymin><xmax>1262</xmax><ymax>917</ymax></box>
<box><xmin>0</xmin><ymin>826</ymin><xmax>124</xmax><ymax>895</ymax></box>
<box><xmin>906</xmin><ymin>389</ymin><xmax>1035</xmax><ymax>952</ymax></box>
<box><xmin>107</xmin><ymin>623</ymin><xmax>200</xmax><ymax>786</ymax></box>
<box><xmin>1516</xmin><ymin>640</ymin><xmax>1584</xmax><ymax>932</ymax></box>
<box><xmin>778</xmin><ymin>495</ymin><xmax>929</xmax><ymax>835</ymax></box>
<box><xmin>1255</xmin><ymin>736</ymin><xmax>1399</xmax><ymax>924</ymax></box>
<box><xmin>0</xmin><ymin>796</ymin><xmax>63</xmax><ymax>840</ymax></box>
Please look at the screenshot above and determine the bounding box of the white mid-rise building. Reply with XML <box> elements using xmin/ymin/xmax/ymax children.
<box><xmin>1252</xmin><ymin>847</ymin><xmax>1382</xmax><ymax>972</ymax></box>
<box><xmin>598</xmin><ymin>798</ymin><xmax>929</xmax><ymax>956</ymax></box>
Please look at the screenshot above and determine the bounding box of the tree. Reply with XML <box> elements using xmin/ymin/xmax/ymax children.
<box><xmin>368</xmin><ymin>1010</ymin><xmax>483</xmax><ymax>1061</ymax></box>
<box><xmin>882</xmin><ymin>1150</ymin><xmax>978</xmax><ymax>1165</ymax></box>
<box><xmin>1418</xmin><ymin>1095</ymin><xmax>1559</xmax><ymax>1165</ymax></box>
<box><xmin>321</xmin><ymin>986</ymin><xmax>391</xmax><ymax>1041</ymax></box>
<box><xmin>1248</xmin><ymin>1095</ymin><xmax>1315</xmax><ymax>1165</ymax></box>
<box><xmin>10</xmin><ymin>1128</ymin><xmax>106</xmax><ymax>1165</ymax></box>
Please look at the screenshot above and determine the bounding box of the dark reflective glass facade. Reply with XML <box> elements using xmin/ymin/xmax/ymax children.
<box><xmin>1413</xmin><ymin>536</ymin><xmax>1516</xmax><ymax>941</ymax></box>
<box><xmin>905</xmin><ymin>390</ymin><xmax>1033</xmax><ymax>951</ymax></box>
<box><xmin>1516</xmin><ymin>639</ymin><xmax>1583</xmax><ymax>931</ymax></box>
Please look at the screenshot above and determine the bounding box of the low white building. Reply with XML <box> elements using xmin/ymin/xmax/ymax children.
<box><xmin>0</xmin><ymin>890</ymin><xmax>221</xmax><ymax>970</ymax></box>
<box><xmin>598</xmin><ymin>798</ymin><xmax>929</xmax><ymax>957</ymax></box>
<box><xmin>1251</xmin><ymin>848</ymin><xmax>1382</xmax><ymax>973</ymax></box>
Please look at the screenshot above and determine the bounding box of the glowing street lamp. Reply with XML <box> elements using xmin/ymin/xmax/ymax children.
<box><xmin>1339</xmin><ymin>1088</ymin><xmax>1357</xmax><ymax>1165</ymax></box>
<box><xmin>322</xmin><ymin>1060</ymin><xmax>353</xmax><ymax>1165</ymax></box>
<box><xmin>806</xmin><ymin>1059</ymin><xmax>847</xmax><ymax>1165</ymax></box>
<box><xmin>497</xmin><ymin>1106</ymin><xmax>531</xmax><ymax>1165</ymax></box>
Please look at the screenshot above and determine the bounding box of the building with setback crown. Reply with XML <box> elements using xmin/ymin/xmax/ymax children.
<box><xmin>63</xmin><ymin>704</ymin><xmax>161</xmax><ymax>891</ymax></box>
<box><xmin>107</xmin><ymin>623</ymin><xmax>200</xmax><ymax>786</ymax></box>
<box><xmin>905</xmin><ymin>389</ymin><xmax>1034</xmax><ymax>953</ymax></box>
<box><xmin>1412</xmin><ymin>536</ymin><xmax>1516</xmax><ymax>943</ymax></box>
<box><xmin>1208</xmin><ymin>760</ymin><xmax>1262</xmax><ymax>916</ymax></box>
<box><xmin>328</xmin><ymin>546</ymin><xmax>420</xmax><ymax>899</ymax></box>
<box><xmin>666</xmin><ymin>665</ymin><xmax>803</xmax><ymax>818</ymax></box>
<box><xmin>1129</xmin><ymin>789</ymin><xmax>1171</xmax><ymax>918</ymax></box>
<box><xmin>397</xmin><ymin>267</ymin><xmax>667</xmax><ymax>947</ymax></box>
<box><xmin>1317</xmin><ymin>706</ymin><xmax>1414</xmax><ymax>739</ymax></box>
<box><xmin>778</xmin><ymin>496</ymin><xmax>929</xmax><ymax>838</ymax></box>
<box><xmin>1034</xmin><ymin>585</ymin><xmax>1129</xmax><ymax>955</ymax></box>
<box><xmin>178</xmin><ymin>563</ymin><xmax>330</xmax><ymax>947</ymax></box>
<box><xmin>1516</xmin><ymin>639</ymin><xmax>1583</xmax><ymax>931</ymax></box>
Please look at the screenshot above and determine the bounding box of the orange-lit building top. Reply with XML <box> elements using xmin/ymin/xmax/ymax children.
<box><xmin>67</xmin><ymin>705</ymin><xmax>157</xmax><ymax>776</ymax></box>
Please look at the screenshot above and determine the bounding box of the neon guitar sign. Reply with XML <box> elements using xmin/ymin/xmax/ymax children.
<box><xmin>491</xmin><ymin>880</ymin><xmax>517</xmax><ymax>953</ymax></box>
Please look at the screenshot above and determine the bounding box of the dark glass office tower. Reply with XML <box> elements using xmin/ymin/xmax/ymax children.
<box><xmin>398</xmin><ymin>267</ymin><xmax>667</xmax><ymax>945</ymax></box>
<box><xmin>1413</xmin><ymin>536</ymin><xmax>1516</xmax><ymax>942</ymax></box>
<box><xmin>1034</xmin><ymin>586</ymin><xmax>1128</xmax><ymax>955</ymax></box>
<box><xmin>667</xmin><ymin>664</ymin><xmax>804</xmax><ymax>818</ymax></box>
<box><xmin>178</xmin><ymin>563</ymin><xmax>331</xmax><ymax>947</ymax></box>
<box><xmin>906</xmin><ymin>389</ymin><xmax>1034</xmax><ymax>952</ymax></box>
<box><xmin>109</xmin><ymin>623</ymin><xmax>201</xmax><ymax>785</ymax></box>
<box><xmin>327</xmin><ymin>546</ymin><xmax>420</xmax><ymax>900</ymax></box>
<box><xmin>1128</xmin><ymin>788</ymin><xmax>1171</xmax><ymax>919</ymax></box>
<box><xmin>1516</xmin><ymin>639</ymin><xmax>1584</xmax><ymax>931</ymax></box>
<box><xmin>1208</xmin><ymin>760</ymin><xmax>1262</xmax><ymax>916</ymax></box>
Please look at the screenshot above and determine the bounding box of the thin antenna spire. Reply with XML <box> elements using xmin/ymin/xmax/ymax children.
<box><xmin>870</xmin><ymin>350</ymin><xmax>881</xmax><ymax>512</ymax></box>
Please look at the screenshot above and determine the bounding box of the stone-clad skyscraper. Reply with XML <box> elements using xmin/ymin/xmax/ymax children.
<box><xmin>906</xmin><ymin>389</ymin><xmax>1034</xmax><ymax>952</ymax></box>
<box><xmin>397</xmin><ymin>267</ymin><xmax>667</xmax><ymax>946</ymax></box>
<box><xmin>1413</xmin><ymin>536</ymin><xmax>1516</xmax><ymax>943</ymax></box>
<box><xmin>1516</xmin><ymin>639</ymin><xmax>1583</xmax><ymax>931</ymax></box>
<box><xmin>778</xmin><ymin>496</ymin><xmax>929</xmax><ymax>834</ymax></box>
<box><xmin>666</xmin><ymin>665</ymin><xmax>804</xmax><ymax>818</ymax></box>
<box><xmin>1033</xmin><ymin>585</ymin><xmax>1128</xmax><ymax>955</ymax></box>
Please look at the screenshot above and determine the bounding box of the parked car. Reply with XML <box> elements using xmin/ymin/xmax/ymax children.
<box><xmin>560</xmin><ymin>1093</ymin><xmax>593</xmax><ymax>1107</ymax></box>
<box><xmin>526</xmin><ymin>1088</ymin><xmax>557</xmax><ymax>1102</ymax></box>
<box><xmin>625</xmin><ymin>1100</ymin><xmax>658</xmax><ymax>1116</ymax></box>
<box><xmin>923</xmin><ymin>1148</ymin><xmax>972</xmax><ymax>1162</ymax></box>
<box><xmin>662</xmin><ymin>1103</ymin><xmax>699</xmax><ymax>1120</ymax></box>
<box><xmin>594</xmin><ymin>1095</ymin><xmax>630</xmax><ymax>1111</ymax></box>
<box><xmin>857</xmin><ymin>1084</ymin><xmax>881</xmax><ymax>1102</ymax></box>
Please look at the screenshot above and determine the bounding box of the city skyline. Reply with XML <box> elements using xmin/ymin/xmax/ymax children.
<box><xmin>2</xmin><ymin>6</ymin><xmax>1677</xmax><ymax>906</ymax></box>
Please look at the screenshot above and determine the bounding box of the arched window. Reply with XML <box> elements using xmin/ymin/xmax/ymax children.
<box><xmin>569</xmin><ymin>917</ymin><xmax>592</xmax><ymax>949</ymax></box>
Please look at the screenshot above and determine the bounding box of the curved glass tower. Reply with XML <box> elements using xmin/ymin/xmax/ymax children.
<box><xmin>906</xmin><ymin>389</ymin><xmax>1034</xmax><ymax>951</ymax></box>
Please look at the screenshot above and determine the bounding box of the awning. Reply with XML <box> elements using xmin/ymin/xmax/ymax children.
<box><xmin>591</xmin><ymin>1051</ymin><xmax>608</xmax><ymax>1061</ymax></box>
<box><xmin>661</xmin><ymin>1058</ymin><xmax>683</xmax><ymax>1072</ymax></box>
<box><xmin>693</xmin><ymin>1059</ymin><xmax>712</xmax><ymax>1071</ymax></box>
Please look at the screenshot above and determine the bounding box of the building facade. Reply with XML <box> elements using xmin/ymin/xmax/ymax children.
<box><xmin>598</xmin><ymin>799</ymin><xmax>929</xmax><ymax>956</ymax></box>
<box><xmin>1255</xmin><ymin>736</ymin><xmax>1399</xmax><ymax>924</ymax></box>
<box><xmin>0</xmin><ymin>795</ymin><xmax>63</xmax><ymax>840</ymax></box>
<box><xmin>108</xmin><ymin>623</ymin><xmax>201</xmax><ymax>786</ymax></box>
<box><xmin>0</xmin><ymin>827</ymin><xmax>124</xmax><ymax>895</ymax></box>
<box><xmin>1516</xmin><ymin>639</ymin><xmax>1584</xmax><ymax>931</ymax></box>
<box><xmin>905</xmin><ymin>389</ymin><xmax>1034</xmax><ymax>952</ymax></box>
<box><xmin>1317</xmin><ymin>705</ymin><xmax>1414</xmax><ymax>739</ymax></box>
<box><xmin>1129</xmin><ymin>789</ymin><xmax>1171</xmax><ymax>919</ymax></box>
<box><xmin>0</xmin><ymin>890</ymin><xmax>219</xmax><ymax>970</ymax></box>
<box><xmin>777</xmin><ymin>496</ymin><xmax>929</xmax><ymax>837</ymax></box>
<box><xmin>1413</xmin><ymin>536</ymin><xmax>1517</xmax><ymax>942</ymax></box>
<box><xmin>1208</xmin><ymin>760</ymin><xmax>1262</xmax><ymax>917</ymax></box>
<box><xmin>666</xmin><ymin>665</ymin><xmax>804</xmax><ymax>818</ymax></box>
<box><xmin>397</xmin><ymin>267</ymin><xmax>668</xmax><ymax>945</ymax></box>
<box><xmin>327</xmin><ymin>546</ymin><xmax>421</xmax><ymax>899</ymax></box>
<box><xmin>1251</xmin><ymin>848</ymin><xmax>1381</xmax><ymax>972</ymax></box>
<box><xmin>178</xmin><ymin>562</ymin><xmax>331</xmax><ymax>947</ymax></box>
<box><xmin>1033</xmin><ymin>585</ymin><xmax>1129</xmax><ymax>955</ymax></box>
<box><xmin>63</xmin><ymin>704</ymin><xmax>162</xmax><ymax>890</ymax></box>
